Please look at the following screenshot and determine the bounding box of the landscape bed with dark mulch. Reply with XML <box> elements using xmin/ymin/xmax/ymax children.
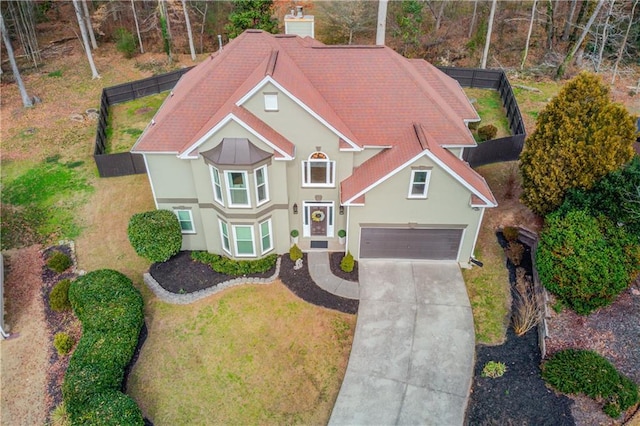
<box><xmin>465</xmin><ymin>234</ymin><xmax>575</xmax><ymax>425</ymax></box>
<box><xmin>329</xmin><ymin>251</ymin><xmax>359</xmax><ymax>281</ymax></box>
<box><xmin>149</xmin><ymin>251</ymin><xmax>359</xmax><ymax>315</ymax></box>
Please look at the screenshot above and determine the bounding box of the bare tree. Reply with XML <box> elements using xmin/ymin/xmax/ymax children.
<box><xmin>562</xmin><ymin>0</ymin><xmax>578</xmax><ymax>40</ymax></box>
<box><xmin>469</xmin><ymin>0</ymin><xmax>478</xmax><ymax>38</ymax></box>
<box><xmin>181</xmin><ymin>0</ymin><xmax>196</xmax><ymax>60</ymax></box>
<box><xmin>521</xmin><ymin>0</ymin><xmax>538</xmax><ymax>70</ymax></box>
<box><xmin>376</xmin><ymin>0</ymin><xmax>388</xmax><ymax>45</ymax></box>
<box><xmin>481</xmin><ymin>0</ymin><xmax>497</xmax><ymax>69</ymax></box>
<box><xmin>72</xmin><ymin>0</ymin><xmax>100</xmax><ymax>79</ymax></box>
<box><xmin>595</xmin><ymin>0</ymin><xmax>615</xmax><ymax>72</ymax></box>
<box><xmin>435</xmin><ymin>0</ymin><xmax>447</xmax><ymax>30</ymax></box>
<box><xmin>6</xmin><ymin>1</ymin><xmax>40</xmax><ymax>68</ymax></box>
<box><xmin>131</xmin><ymin>0</ymin><xmax>144</xmax><ymax>53</ymax></box>
<box><xmin>81</xmin><ymin>0</ymin><xmax>98</xmax><ymax>49</ymax></box>
<box><xmin>556</xmin><ymin>0</ymin><xmax>605</xmax><ymax>79</ymax></box>
<box><xmin>611</xmin><ymin>0</ymin><xmax>639</xmax><ymax>83</ymax></box>
<box><xmin>318</xmin><ymin>1</ymin><xmax>376</xmax><ymax>45</ymax></box>
<box><xmin>0</xmin><ymin>11</ymin><xmax>33</xmax><ymax>107</ymax></box>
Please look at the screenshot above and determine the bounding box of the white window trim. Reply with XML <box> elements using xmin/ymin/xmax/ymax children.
<box><xmin>225</xmin><ymin>170</ymin><xmax>251</xmax><ymax>208</ymax></box>
<box><xmin>302</xmin><ymin>201</ymin><xmax>335</xmax><ymax>237</ymax></box>
<box><xmin>264</xmin><ymin>93</ymin><xmax>278</xmax><ymax>111</ymax></box>
<box><xmin>408</xmin><ymin>170</ymin><xmax>431</xmax><ymax>199</ymax></box>
<box><xmin>259</xmin><ymin>219</ymin><xmax>273</xmax><ymax>254</ymax></box>
<box><xmin>218</xmin><ymin>220</ymin><xmax>232</xmax><ymax>255</ymax></box>
<box><xmin>254</xmin><ymin>165</ymin><xmax>270</xmax><ymax>206</ymax></box>
<box><xmin>232</xmin><ymin>224</ymin><xmax>256</xmax><ymax>257</ymax></box>
<box><xmin>301</xmin><ymin>152</ymin><xmax>336</xmax><ymax>188</ymax></box>
<box><xmin>210</xmin><ymin>166</ymin><xmax>224</xmax><ymax>206</ymax></box>
<box><xmin>175</xmin><ymin>209</ymin><xmax>196</xmax><ymax>234</ymax></box>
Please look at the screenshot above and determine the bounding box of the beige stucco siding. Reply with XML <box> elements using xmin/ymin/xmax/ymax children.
<box><xmin>144</xmin><ymin>153</ymin><xmax>197</xmax><ymax>199</ymax></box>
<box><xmin>346</xmin><ymin>155</ymin><xmax>483</xmax><ymax>264</ymax></box>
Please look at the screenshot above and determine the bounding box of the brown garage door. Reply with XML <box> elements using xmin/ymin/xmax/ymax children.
<box><xmin>359</xmin><ymin>228</ymin><xmax>463</xmax><ymax>260</ymax></box>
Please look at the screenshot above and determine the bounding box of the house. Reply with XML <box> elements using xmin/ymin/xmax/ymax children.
<box><xmin>132</xmin><ymin>30</ymin><xmax>497</xmax><ymax>267</ymax></box>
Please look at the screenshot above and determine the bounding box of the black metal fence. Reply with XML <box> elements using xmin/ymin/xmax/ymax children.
<box><xmin>94</xmin><ymin>66</ymin><xmax>525</xmax><ymax>177</ymax></box>
<box><xmin>93</xmin><ymin>67</ymin><xmax>193</xmax><ymax>178</ymax></box>
<box><xmin>438</xmin><ymin>67</ymin><xmax>527</xmax><ymax>168</ymax></box>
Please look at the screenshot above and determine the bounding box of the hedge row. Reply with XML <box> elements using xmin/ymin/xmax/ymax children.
<box><xmin>63</xmin><ymin>269</ymin><xmax>145</xmax><ymax>425</ymax></box>
<box><xmin>191</xmin><ymin>251</ymin><xmax>277</xmax><ymax>276</ymax></box>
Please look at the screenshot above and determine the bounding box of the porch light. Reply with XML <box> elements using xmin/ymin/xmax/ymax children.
<box><xmin>339</xmin><ymin>205</ymin><xmax>344</xmax><ymax>215</ymax></box>
<box><xmin>293</xmin><ymin>203</ymin><xmax>298</xmax><ymax>214</ymax></box>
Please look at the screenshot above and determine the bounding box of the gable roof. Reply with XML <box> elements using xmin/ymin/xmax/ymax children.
<box><xmin>132</xmin><ymin>30</ymin><xmax>494</xmax><ymax>208</ymax></box>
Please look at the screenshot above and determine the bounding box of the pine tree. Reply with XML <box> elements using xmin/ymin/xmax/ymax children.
<box><xmin>225</xmin><ymin>0</ymin><xmax>278</xmax><ymax>39</ymax></box>
<box><xmin>519</xmin><ymin>72</ymin><xmax>635</xmax><ymax>216</ymax></box>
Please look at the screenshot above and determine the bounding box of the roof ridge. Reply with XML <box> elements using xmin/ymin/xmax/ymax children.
<box><xmin>413</xmin><ymin>123</ymin><xmax>428</xmax><ymax>150</ymax></box>
<box><xmin>265</xmin><ymin>49</ymin><xmax>279</xmax><ymax>76</ymax></box>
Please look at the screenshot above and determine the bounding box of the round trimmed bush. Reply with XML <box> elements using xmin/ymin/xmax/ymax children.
<box><xmin>289</xmin><ymin>244</ymin><xmax>303</xmax><ymax>262</ymax></box>
<box><xmin>536</xmin><ymin>210</ymin><xmax>638</xmax><ymax>315</ymax></box>
<box><xmin>54</xmin><ymin>332</ymin><xmax>75</xmax><ymax>356</ymax></box>
<box><xmin>50</xmin><ymin>279</ymin><xmax>72</xmax><ymax>312</ymax></box>
<box><xmin>127</xmin><ymin>209</ymin><xmax>182</xmax><ymax>263</ymax></box>
<box><xmin>477</xmin><ymin>124</ymin><xmax>498</xmax><ymax>141</ymax></box>
<box><xmin>47</xmin><ymin>250</ymin><xmax>72</xmax><ymax>273</ymax></box>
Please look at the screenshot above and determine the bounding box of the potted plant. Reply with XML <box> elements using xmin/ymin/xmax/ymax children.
<box><xmin>338</xmin><ymin>229</ymin><xmax>346</xmax><ymax>245</ymax></box>
<box><xmin>290</xmin><ymin>229</ymin><xmax>299</xmax><ymax>244</ymax></box>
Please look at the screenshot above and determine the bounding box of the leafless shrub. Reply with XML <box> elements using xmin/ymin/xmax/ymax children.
<box><xmin>505</xmin><ymin>241</ymin><xmax>525</xmax><ymax>266</ymax></box>
<box><xmin>504</xmin><ymin>163</ymin><xmax>519</xmax><ymax>200</ymax></box>
<box><xmin>512</xmin><ymin>267</ymin><xmax>540</xmax><ymax>336</ymax></box>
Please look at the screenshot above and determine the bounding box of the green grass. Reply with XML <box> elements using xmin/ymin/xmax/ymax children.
<box><xmin>464</xmin><ymin>87</ymin><xmax>511</xmax><ymax>140</ymax></box>
<box><xmin>106</xmin><ymin>92</ymin><xmax>168</xmax><ymax>153</ymax></box>
<box><xmin>128</xmin><ymin>283</ymin><xmax>355</xmax><ymax>425</ymax></box>
<box><xmin>1</xmin><ymin>158</ymin><xmax>93</xmax><ymax>249</ymax></box>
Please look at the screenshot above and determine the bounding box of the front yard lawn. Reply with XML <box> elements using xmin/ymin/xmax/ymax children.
<box><xmin>127</xmin><ymin>282</ymin><xmax>355</xmax><ymax>425</ymax></box>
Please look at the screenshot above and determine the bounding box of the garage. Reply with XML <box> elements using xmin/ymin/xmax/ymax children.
<box><xmin>359</xmin><ymin>227</ymin><xmax>464</xmax><ymax>260</ymax></box>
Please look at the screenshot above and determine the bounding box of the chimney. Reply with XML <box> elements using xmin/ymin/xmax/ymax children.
<box><xmin>284</xmin><ymin>6</ymin><xmax>314</xmax><ymax>38</ymax></box>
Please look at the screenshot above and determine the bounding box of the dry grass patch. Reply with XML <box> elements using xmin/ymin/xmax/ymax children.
<box><xmin>128</xmin><ymin>282</ymin><xmax>355</xmax><ymax>425</ymax></box>
<box><xmin>463</xmin><ymin>162</ymin><xmax>542</xmax><ymax>345</ymax></box>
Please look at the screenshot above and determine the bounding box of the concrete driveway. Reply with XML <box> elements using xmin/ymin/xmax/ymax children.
<box><xmin>329</xmin><ymin>261</ymin><xmax>475</xmax><ymax>426</ymax></box>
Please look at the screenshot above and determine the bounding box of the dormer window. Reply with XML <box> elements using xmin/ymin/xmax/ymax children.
<box><xmin>264</xmin><ymin>93</ymin><xmax>278</xmax><ymax>111</ymax></box>
<box><xmin>302</xmin><ymin>152</ymin><xmax>335</xmax><ymax>187</ymax></box>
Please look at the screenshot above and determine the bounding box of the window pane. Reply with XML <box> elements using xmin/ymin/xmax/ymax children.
<box><xmin>236</xmin><ymin>226</ymin><xmax>252</xmax><ymax>239</ymax></box>
<box><xmin>231</xmin><ymin>189</ymin><xmax>248</xmax><ymax>205</ymax></box>
<box><xmin>256</xmin><ymin>168</ymin><xmax>265</xmax><ymax>185</ymax></box>
<box><xmin>411</xmin><ymin>183</ymin><xmax>426</xmax><ymax>195</ymax></box>
<box><xmin>237</xmin><ymin>241</ymin><xmax>253</xmax><ymax>254</ymax></box>
<box><xmin>414</xmin><ymin>171</ymin><xmax>427</xmax><ymax>183</ymax></box>
<box><xmin>177</xmin><ymin>211</ymin><xmax>190</xmax><ymax>221</ymax></box>
<box><xmin>220</xmin><ymin>222</ymin><xmax>230</xmax><ymax>251</ymax></box>
<box><xmin>229</xmin><ymin>172</ymin><xmax>245</xmax><ymax>187</ymax></box>
<box><xmin>310</xmin><ymin>162</ymin><xmax>327</xmax><ymax>183</ymax></box>
<box><xmin>257</xmin><ymin>185</ymin><xmax>266</xmax><ymax>202</ymax></box>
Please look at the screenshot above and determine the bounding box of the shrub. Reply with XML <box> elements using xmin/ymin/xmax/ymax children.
<box><xmin>54</xmin><ymin>332</ymin><xmax>75</xmax><ymax>356</ymax></box>
<box><xmin>511</xmin><ymin>268</ymin><xmax>539</xmax><ymax>336</ymax></box>
<box><xmin>502</xmin><ymin>226</ymin><xmax>519</xmax><ymax>242</ymax></box>
<box><xmin>477</xmin><ymin>124</ymin><xmax>498</xmax><ymax>141</ymax></box>
<box><xmin>114</xmin><ymin>28</ymin><xmax>136</xmax><ymax>58</ymax></box>
<box><xmin>542</xmin><ymin>349</ymin><xmax>639</xmax><ymax>418</ymax></box>
<box><xmin>289</xmin><ymin>244</ymin><xmax>303</xmax><ymax>262</ymax></box>
<box><xmin>49</xmin><ymin>279</ymin><xmax>72</xmax><ymax>312</ymax></box>
<box><xmin>191</xmin><ymin>251</ymin><xmax>277</xmax><ymax>276</ymax></box>
<box><xmin>468</xmin><ymin>121</ymin><xmax>480</xmax><ymax>131</ymax></box>
<box><xmin>482</xmin><ymin>361</ymin><xmax>507</xmax><ymax>378</ymax></box>
<box><xmin>47</xmin><ymin>250</ymin><xmax>72</xmax><ymax>273</ymax></box>
<box><xmin>505</xmin><ymin>241</ymin><xmax>525</xmax><ymax>266</ymax></box>
<box><xmin>536</xmin><ymin>210</ymin><xmax>640</xmax><ymax>315</ymax></box>
<box><xmin>338</xmin><ymin>229</ymin><xmax>346</xmax><ymax>238</ymax></box>
<box><xmin>340</xmin><ymin>251</ymin><xmax>355</xmax><ymax>273</ymax></box>
<box><xmin>290</xmin><ymin>229</ymin><xmax>299</xmax><ymax>238</ymax></box>
<box><xmin>63</xmin><ymin>269</ymin><xmax>144</xmax><ymax>425</ymax></box>
<box><xmin>51</xmin><ymin>403</ymin><xmax>71</xmax><ymax>426</ymax></box>
<box><xmin>127</xmin><ymin>210</ymin><xmax>182</xmax><ymax>263</ymax></box>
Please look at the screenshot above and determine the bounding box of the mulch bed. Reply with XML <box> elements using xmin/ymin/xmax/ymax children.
<box><xmin>149</xmin><ymin>250</ymin><xmax>276</xmax><ymax>294</ymax></box>
<box><xmin>149</xmin><ymin>251</ymin><xmax>359</xmax><ymax>315</ymax></box>
<box><xmin>279</xmin><ymin>254</ymin><xmax>359</xmax><ymax>314</ymax></box>
<box><xmin>329</xmin><ymin>251</ymin><xmax>358</xmax><ymax>282</ymax></box>
<box><xmin>466</xmin><ymin>234</ymin><xmax>575</xmax><ymax>425</ymax></box>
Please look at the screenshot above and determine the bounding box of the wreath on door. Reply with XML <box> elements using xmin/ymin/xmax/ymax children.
<box><xmin>311</xmin><ymin>210</ymin><xmax>326</xmax><ymax>222</ymax></box>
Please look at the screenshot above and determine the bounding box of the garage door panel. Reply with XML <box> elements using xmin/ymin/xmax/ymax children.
<box><xmin>360</xmin><ymin>228</ymin><xmax>463</xmax><ymax>260</ymax></box>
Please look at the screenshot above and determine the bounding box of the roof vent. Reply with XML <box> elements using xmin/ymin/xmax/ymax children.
<box><xmin>296</xmin><ymin>6</ymin><xmax>303</xmax><ymax>18</ymax></box>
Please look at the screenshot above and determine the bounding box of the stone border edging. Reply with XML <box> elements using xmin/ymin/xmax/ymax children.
<box><xmin>143</xmin><ymin>257</ymin><xmax>281</xmax><ymax>304</ymax></box>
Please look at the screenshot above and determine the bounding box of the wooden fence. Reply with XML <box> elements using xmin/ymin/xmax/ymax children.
<box><xmin>93</xmin><ymin>67</ymin><xmax>193</xmax><ymax>178</ymax></box>
<box><xmin>94</xmin><ymin>66</ymin><xmax>525</xmax><ymax>177</ymax></box>
<box><xmin>438</xmin><ymin>67</ymin><xmax>527</xmax><ymax>168</ymax></box>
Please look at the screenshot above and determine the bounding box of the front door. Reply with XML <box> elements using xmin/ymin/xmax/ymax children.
<box><xmin>310</xmin><ymin>206</ymin><xmax>328</xmax><ymax>236</ymax></box>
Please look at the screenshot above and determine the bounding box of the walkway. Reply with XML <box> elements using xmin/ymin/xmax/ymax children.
<box><xmin>328</xmin><ymin>260</ymin><xmax>475</xmax><ymax>426</ymax></box>
<box><xmin>307</xmin><ymin>251</ymin><xmax>359</xmax><ymax>300</ymax></box>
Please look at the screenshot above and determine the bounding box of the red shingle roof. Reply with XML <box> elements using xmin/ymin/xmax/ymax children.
<box><xmin>132</xmin><ymin>31</ymin><xmax>494</xmax><ymax>207</ymax></box>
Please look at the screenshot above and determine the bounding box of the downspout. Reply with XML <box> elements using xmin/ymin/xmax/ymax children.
<box><xmin>345</xmin><ymin>205</ymin><xmax>350</xmax><ymax>254</ymax></box>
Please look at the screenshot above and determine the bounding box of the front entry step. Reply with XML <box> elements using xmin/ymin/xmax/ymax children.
<box><xmin>310</xmin><ymin>240</ymin><xmax>328</xmax><ymax>249</ymax></box>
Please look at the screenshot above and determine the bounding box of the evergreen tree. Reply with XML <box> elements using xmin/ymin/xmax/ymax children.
<box><xmin>519</xmin><ymin>72</ymin><xmax>635</xmax><ymax>216</ymax></box>
<box><xmin>225</xmin><ymin>0</ymin><xmax>278</xmax><ymax>39</ymax></box>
